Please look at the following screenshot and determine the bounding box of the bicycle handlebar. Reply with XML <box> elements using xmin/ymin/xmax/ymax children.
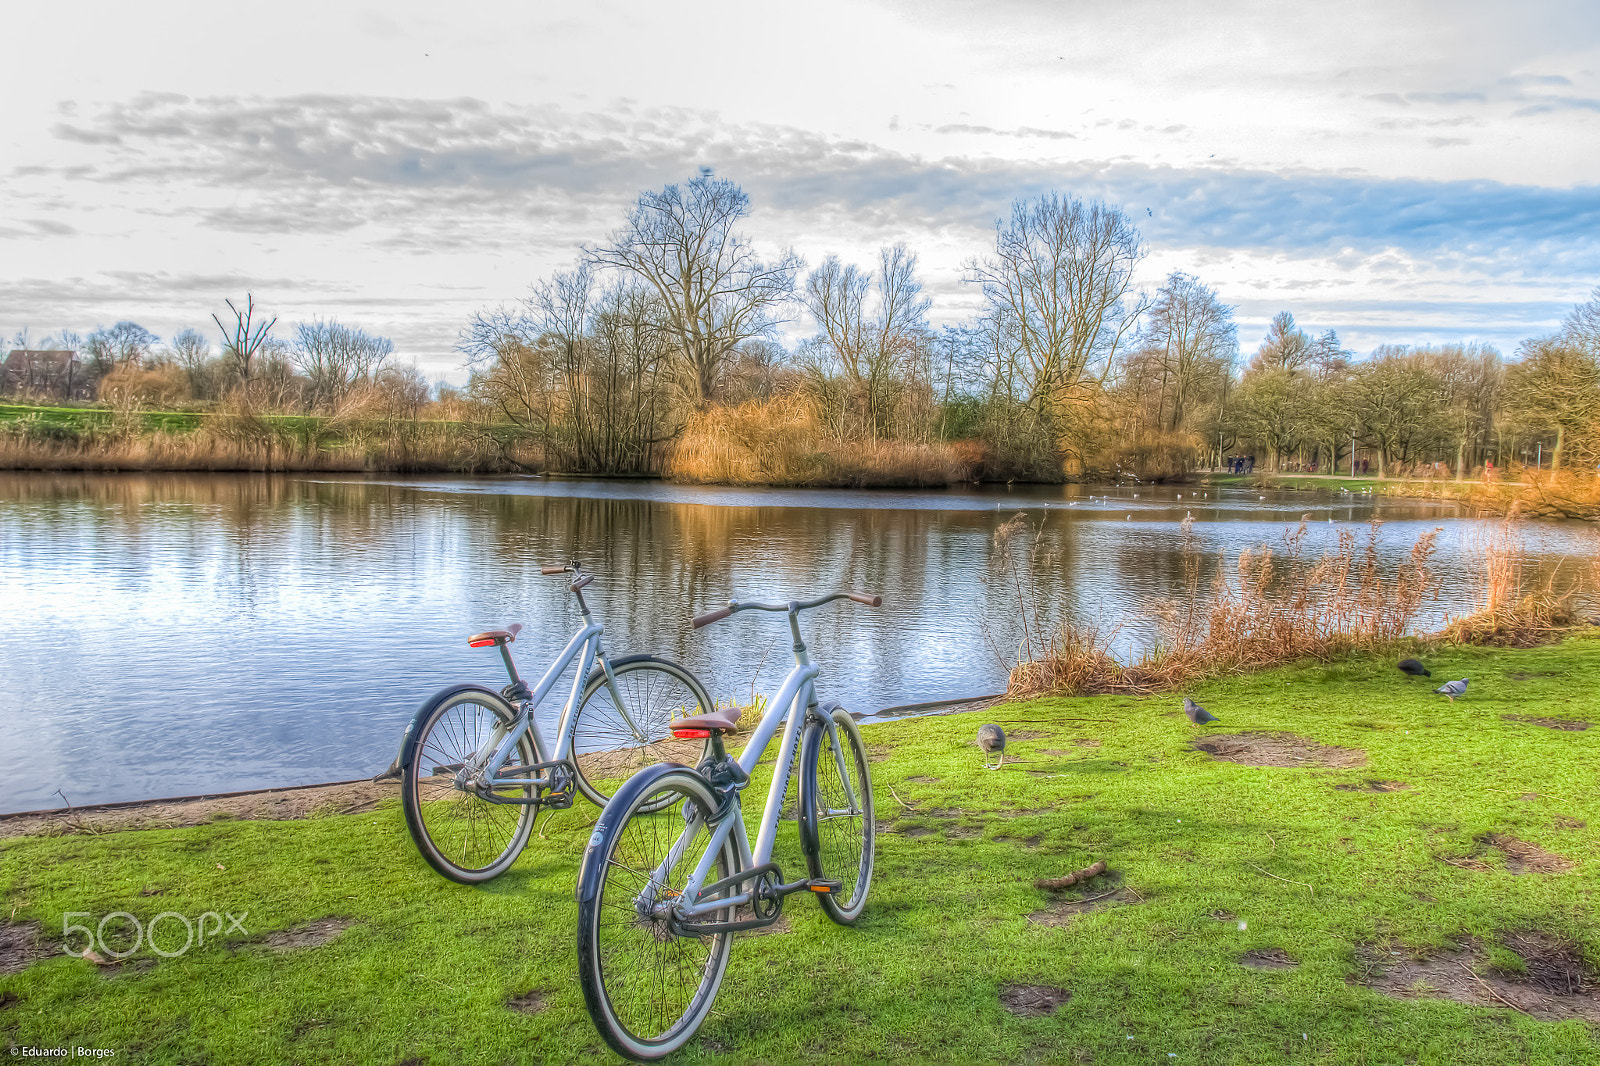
<box><xmin>692</xmin><ymin>590</ymin><xmax>883</xmax><ymax>629</ymax></box>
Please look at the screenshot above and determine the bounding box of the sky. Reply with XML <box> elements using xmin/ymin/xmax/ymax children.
<box><xmin>2</xmin><ymin>0</ymin><xmax>1598</xmax><ymax>384</ymax></box>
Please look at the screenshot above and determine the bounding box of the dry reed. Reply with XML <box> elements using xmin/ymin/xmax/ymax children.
<box><xmin>665</xmin><ymin>396</ymin><xmax>973</xmax><ymax>488</ymax></box>
<box><xmin>0</xmin><ymin>408</ymin><xmax>535</xmax><ymax>473</ymax></box>
<box><xmin>1437</xmin><ymin>516</ymin><xmax>1589</xmax><ymax>647</ymax></box>
<box><xmin>1008</xmin><ymin>516</ymin><xmax>1458</xmax><ymax>698</ymax></box>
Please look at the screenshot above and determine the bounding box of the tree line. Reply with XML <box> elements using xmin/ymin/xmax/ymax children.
<box><xmin>460</xmin><ymin>174</ymin><xmax>1600</xmax><ymax>480</ymax></box>
<box><xmin>4</xmin><ymin>296</ymin><xmax>431</xmax><ymax>419</ymax></box>
<box><xmin>9</xmin><ymin>173</ymin><xmax>1600</xmax><ymax>481</ymax></box>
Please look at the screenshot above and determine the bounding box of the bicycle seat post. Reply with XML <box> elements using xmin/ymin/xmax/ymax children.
<box><xmin>496</xmin><ymin>643</ymin><xmax>527</xmax><ymax>696</ymax></box>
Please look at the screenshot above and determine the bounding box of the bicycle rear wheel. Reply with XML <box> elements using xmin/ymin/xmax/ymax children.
<box><xmin>401</xmin><ymin>687</ymin><xmax>538</xmax><ymax>884</ymax></box>
<box><xmin>577</xmin><ymin>767</ymin><xmax>737</xmax><ymax>1061</ymax></box>
<box><xmin>570</xmin><ymin>656</ymin><xmax>713</xmax><ymax>808</ymax></box>
<box><xmin>799</xmin><ymin>704</ymin><xmax>875</xmax><ymax>924</ymax></box>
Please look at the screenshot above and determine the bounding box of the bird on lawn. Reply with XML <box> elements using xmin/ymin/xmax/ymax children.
<box><xmin>1398</xmin><ymin>658</ymin><xmax>1431</xmax><ymax>679</ymax></box>
<box><xmin>1183</xmin><ymin>697</ymin><xmax>1218</xmax><ymax>724</ymax></box>
<box><xmin>977</xmin><ymin>723</ymin><xmax>1006</xmax><ymax>769</ymax></box>
<box><xmin>1433</xmin><ymin>678</ymin><xmax>1470</xmax><ymax>702</ymax></box>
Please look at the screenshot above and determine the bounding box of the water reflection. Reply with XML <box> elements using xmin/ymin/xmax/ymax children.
<box><xmin>0</xmin><ymin>472</ymin><xmax>1589</xmax><ymax>811</ymax></box>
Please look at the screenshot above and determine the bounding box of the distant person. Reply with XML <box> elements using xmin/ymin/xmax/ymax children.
<box><xmin>1246</xmin><ymin>455</ymin><xmax>1255</xmax><ymax>473</ymax></box>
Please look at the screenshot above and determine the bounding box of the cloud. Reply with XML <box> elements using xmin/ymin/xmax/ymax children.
<box><xmin>31</xmin><ymin>94</ymin><xmax>1600</xmax><ymax>279</ymax></box>
<box><xmin>0</xmin><ymin>219</ymin><xmax>76</xmax><ymax>239</ymax></box>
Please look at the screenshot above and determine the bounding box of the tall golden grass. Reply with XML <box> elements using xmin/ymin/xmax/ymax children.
<box><xmin>665</xmin><ymin>396</ymin><xmax>974</xmax><ymax>488</ymax></box>
<box><xmin>1386</xmin><ymin>470</ymin><xmax>1600</xmax><ymax>521</ymax></box>
<box><xmin>1006</xmin><ymin>515</ymin><xmax>1593</xmax><ymax>698</ymax></box>
<box><xmin>0</xmin><ymin>407</ymin><xmax>536</xmax><ymax>473</ymax></box>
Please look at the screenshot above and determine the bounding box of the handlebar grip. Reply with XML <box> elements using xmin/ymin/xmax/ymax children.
<box><xmin>849</xmin><ymin>592</ymin><xmax>883</xmax><ymax>607</ymax></box>
<box><xmin>541</xmin><ymin>566</ymin><xmax>568</xmax><ymax>576</ymax></box>
<box><xmin>693</xmin><ymin>606</ymin><xmax>734</xmax><ymax>629</ymax></box>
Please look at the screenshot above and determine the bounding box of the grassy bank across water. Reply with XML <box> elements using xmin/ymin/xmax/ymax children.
<box><xmin>5</xmin><ymin>636</ymin><xmax>1600</xmax><ymax>1063</ymax></box>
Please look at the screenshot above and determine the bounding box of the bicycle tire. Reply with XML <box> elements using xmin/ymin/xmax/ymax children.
<box><xmin>569</xmin><ymin>656</ymin><xmax>713</xmax><ymax>809</ymax></box>
<box><xmin>799</xmin><ymin>703</ymin><xmax>875</xmax><ymax>924</ymax></box>
<box><xmin>401</xmin><ymin>686</ymin><xmax>539</xmax><ymax>884</ymax></box>
<box><xmin>576</xmin><ymin>765</ymin><xmax>737</xmax><ymax>1060</ymax></box>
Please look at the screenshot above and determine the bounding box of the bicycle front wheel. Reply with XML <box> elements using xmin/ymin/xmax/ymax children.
<box><xmin>577</xmin><ymin>767</ymin><xmax>737</xmax><ymax>1061</ymax></box>
<box><xmin>570</xmin><ymin>656</ymin><xmax>713</xmax><ymax>808</ymax></box>
<box><xmin>799</xmin><ymin>704</ymin><xmax>875</xmax><ymax>924</ymax></box>
<box><xmin>401</xmin><ymin>687</ymin><xmax>538</xmax><ymax>884</ymax></box>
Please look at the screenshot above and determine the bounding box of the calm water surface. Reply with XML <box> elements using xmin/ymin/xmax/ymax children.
<box><xmin>1</xmin><ymin>472</ymin><xmax>1589</xmax><ymax>811</ymax></box>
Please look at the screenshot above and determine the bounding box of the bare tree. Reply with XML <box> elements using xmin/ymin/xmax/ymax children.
<box><xmin>168</xmin><ymin>328</ymin><xmax>213</xmax><ymax>399</ymax></box>
<box><xmin>292</xmin><ymin>320</ymin><xmax>395</xmax><ymax>411</ymax></box>
<box><xmin>587</xmin><ymin>175</ymin><xmax>800</xmax><ymax>407</ymax></box>
<box><xmin>1561</xmin><ymin>283</ymin><xmax>1600</xmax><ymax>355</ymax></box>
<box><xmin>1506</xmin><ymin>334</ymin><xmax>1600</xmax><ymax>471</ymax></box>
<box><xmin>965</xmin><ymin>193</ymin><xmax>1148</xmax><ymax>418</ymax></box>
<box><xmin>802</xmin><ymin>243</ymin><xmax>934</xmax><ymax>440</ymax></box>
<box><xmin>1137</xmin><ymin>271</ymin><xmax>1237</xmax><ymax>433</ymax></box>
<box><xmin>212</xmin><ymin>295</ymin><xmax>277</xmax><ymax>383</ymax></box>
<box><xmin>1250</xmin><ymin>312</ymin><xmax>1313</xmax><ymax>373</ymax></box>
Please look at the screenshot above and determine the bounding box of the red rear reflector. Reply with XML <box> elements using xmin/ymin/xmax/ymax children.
<box><xmin>671</xmin><ymin>728</ymin><xmax>711</xmax><ymax>739</ymax></box>
<box><xmin>468</xmin><ymin>639</ymin><xmax>495</xmax><ymax>648</ymax></box>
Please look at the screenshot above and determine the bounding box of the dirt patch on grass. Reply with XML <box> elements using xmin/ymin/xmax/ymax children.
<box><xmin>906</xmin><ymin>775</ymin><xmax>939</xmax><ymax>783</ymax></box>
<box><xmin>1440</xmin><ymin>834</ymin><xmax>1575</xmax><ymax>875</ymax></box>
<box><xmin>1027</xmin><ymin>878</ymin><xmax>1141</xmax><ymax>927</ymax></box>
<box><xmin>261</xmin><ymin>918</ymin><xmax>355</xmax><ymax>952</ymax></box>
<box><xmin>0</xmin><ymin>921</ymin><xmax>49</xmax><ymax>975</ymax></box>
<box><xmin>0</xmin><ymin>780</ymin><xmax>400</xmax><ymax>838</ymax></box>
<box><xmin>1006</xmin><ymin>730</ymin><xmax>1050</xmax><ymax>741</ymax></box>
<box><xmin>507</xmin><ymin>990</ymin><xmax>550</xmax><ymax>1014</ymax></box>
<box><xmin>1192</xmin><ymin>732</ymin><xmax>1366</xmax><ymax>769</ymax></box>
<box><xmin>1334</xmin><ymin>779</ymin><xmax>1411</xmax><ymax>793</ymax></box>
<box><xmin>1507</xmin><ymin>671</ymin><xmax>1565</xmax><ymax>680</ymax></box>
<box><xmin>996</xmin><ymin>833</ymin><xmax>1044</xmax><ymax>848</ymax></box>
<box><xmin>1554</xmin><ymin>816</ymin><xmax>1587</xmax><ymax>829</ymax></box>
<box><xmin>1240</xmin><ymin>948</ymin><xmax>1298</xmax><ymax>970</ymax></box>
<box><xmin>1358</xmin><ymin>933</ymin><xmax>1600</xmax><ymax>1022</ymax></box>
<box><xmin>999</xmin><ymin>983</ymin><xmax>1072</xmax><ymax>1017</ymax></box>
<box><xmin>1488</xmin><ymin>834</ymin><xmax>1574</xmax><ymax>874</ymax></box>
<box><xmin>1502</xmin><ymin>714</ymin><xmax>1590</xmax><ymax>731</ymax></box>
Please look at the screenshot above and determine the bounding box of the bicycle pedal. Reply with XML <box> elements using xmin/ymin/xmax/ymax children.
<box><xmin>540</xmin><ymin>790</ymin><xmax>574</xmax><ymax>810</ymax></box>
<box><xmin>808</xmin><ymin>879</ymin><xmax>842</xmax><ymax>894</ymax></box>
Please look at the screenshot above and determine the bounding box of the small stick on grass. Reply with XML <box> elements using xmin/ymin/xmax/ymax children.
<box><xmin>1248</xmin><ymin>862</ymin><xmax>1314</xmax><ymax>896</ymax></box>
<box><xmin>1457</xmin><ymin>962</ymin><xmax>1534</xmax><ymax>1017</ymax></box>
<box><xmin>886</xmin><ymin>784</ymin><xmax>918</xmax><ymax>811</ymax></box>
<box><xmin>1034</xmin><ymin>860</ymin><xmax>1107</xmax><ymax>890</ymax></box>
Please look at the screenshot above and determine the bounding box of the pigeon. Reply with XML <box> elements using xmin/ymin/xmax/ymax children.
<box><xmin>976</xmin><ymin>724</ymin><xmax>1006</xmax><ymax>770</ymax></box>
<box><xmin>1183</xmin><ymin>697</ymin><xmax>1218</xmax><ymax>724</ymax></box>
<box><xmin>1398</xmin><ymin>658</ymin><xmax>1430</xmax><ymax>679</ymax></box>
<box><xmin>1432</xmin><ymin>678</ymin><xmax>1469</xmax><ymax>702</ymax></box>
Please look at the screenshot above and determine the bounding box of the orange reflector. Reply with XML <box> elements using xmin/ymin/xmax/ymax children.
<box><xmin>809</xmin><ymin>885</ymin><xmax>832</xmax><ymax>893</ymax></box>
<box><xmin>468</xmin><ymin>639</ymin><xmax>495</xmax><ymax>648</ymax></box>
<box><xmin>671</xmin><ymin>728</ymin><xmax>711</xmax><ymax>739</ymax></box>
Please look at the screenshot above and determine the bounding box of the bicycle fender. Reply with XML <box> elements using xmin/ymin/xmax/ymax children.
<box><xmin>395</xmin><ymin>683</ymin><xmax>508</xmax><ymax>772</ymax></box>
<box><xmin>583</xmin><ymin>652</ymin><xmax>688</xmax><ymax>686</ymax></box>
<box><xmin>575</xmin><ymin>761</ymin><xmax>696</xmax><ymax>904</ymax></box>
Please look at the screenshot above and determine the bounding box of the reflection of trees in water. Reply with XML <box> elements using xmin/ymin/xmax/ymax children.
<box><xmin>4</xmin><ymin>473</ymin><xmax>1591</xmax><ymax>699</ymax></box>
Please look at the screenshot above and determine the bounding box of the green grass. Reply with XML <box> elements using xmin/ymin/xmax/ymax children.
<box><xmin>6</xmin><ymin>636</ymin><xmax>1600</xmax><ymax>1063</ymax></box>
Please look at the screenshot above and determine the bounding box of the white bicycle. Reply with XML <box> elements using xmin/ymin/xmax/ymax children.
<box><xmin>575</xmin><ymin>589</ymin><xmax>880</xmax><ymax>1060</ymax></box>
<box><xmin>399</xmin><ymin>564</ymin><xmax>713</xmax><ymax>884</ymax></box>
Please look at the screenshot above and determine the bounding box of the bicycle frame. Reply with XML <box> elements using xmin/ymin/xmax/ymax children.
<box><xmin>462</xmin><ymin>612</ymin><xmax>642</xmax><ymax>798</ymax></box>
<box><xmin>646</xmin><ymin>648</ymin><xmax>861</xmax><ymax>920</ymax></box>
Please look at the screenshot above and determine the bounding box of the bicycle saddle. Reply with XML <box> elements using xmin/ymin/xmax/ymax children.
<box><xmin>467</xmin><ymin>623</ymin><xmax>523</xmax><ymax>648</ymax></box>
<box><xmin>668</xmin><ymin>706</ymin><xmax>743</xmax><ymax>735</ymax></box>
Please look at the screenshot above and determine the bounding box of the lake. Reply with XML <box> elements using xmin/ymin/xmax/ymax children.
<box><xmin>0</xmin><ymin>472</ymin><xmax>1587</xmax><ymax>811</ymax></box>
